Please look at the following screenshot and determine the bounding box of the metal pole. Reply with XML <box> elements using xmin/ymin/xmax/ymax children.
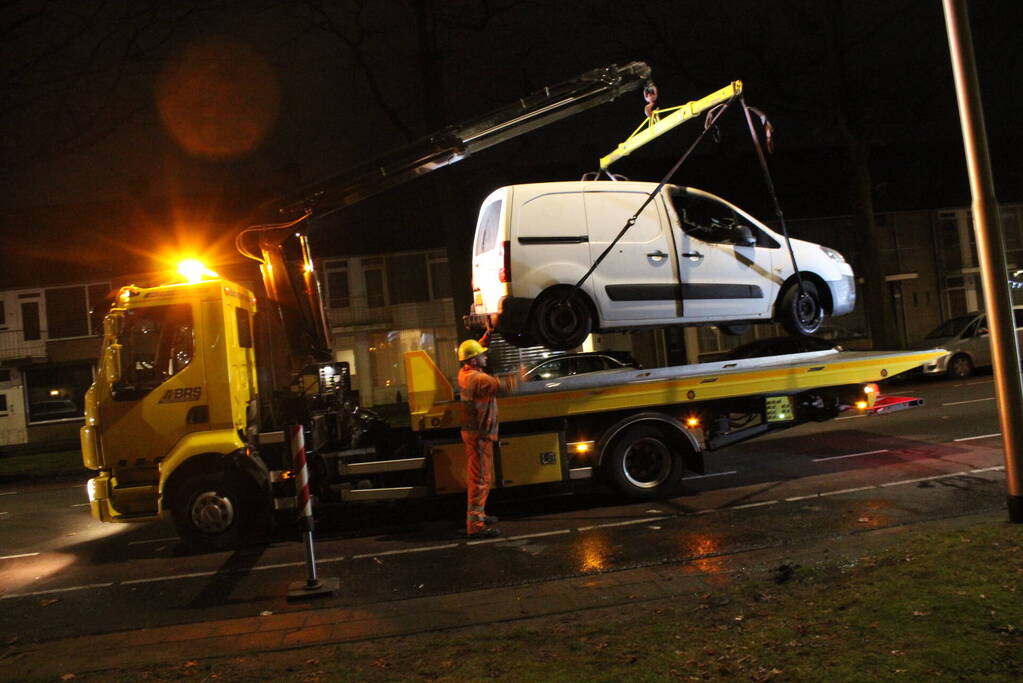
<box><xmin>287</xmin><ymin>423</ymin><xmax>339</xmax><ymax>599</ymax></box>
<box><xmin>943</xmin><ymin>0</ymin><xmax>1023</xmax><ymax>522</ymax></box>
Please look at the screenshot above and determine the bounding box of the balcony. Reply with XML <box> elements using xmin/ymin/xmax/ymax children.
<box><xmin>0</xmin><ymin>329</ymin><xmax>46</xmax><ymax>362</ymax></box>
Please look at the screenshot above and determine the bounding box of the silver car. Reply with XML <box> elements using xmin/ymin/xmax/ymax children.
<box><xmin>919</xmin><ymin>307</ymin><xmax>1023</xmax><ymax>378</ymax></box>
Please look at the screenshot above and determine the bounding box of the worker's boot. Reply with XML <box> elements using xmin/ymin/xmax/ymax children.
<box><xmin>467</xmin><ymin>527</ymin><xmax>501</xmax><ymax>539</ymax></box>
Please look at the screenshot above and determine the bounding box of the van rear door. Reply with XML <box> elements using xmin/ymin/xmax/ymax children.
<box><xmin>584</xmin><ymin>188</ymin><xmax>678</xmax><ymax>322</ymax></box>
<box><xmin>472</xmin><ymin>190</ymin><xmax>508</xmax><ymax>315</ymax></box>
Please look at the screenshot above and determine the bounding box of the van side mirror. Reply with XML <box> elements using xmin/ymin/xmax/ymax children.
<box><xmin>735</xmin><ymin>225</ymin><xmax>756</xmax><ymax>247</ymax></box>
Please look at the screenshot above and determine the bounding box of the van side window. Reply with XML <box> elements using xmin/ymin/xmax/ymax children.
<box><xmin>671</xmin><ymin>190</ymin><xmax>776</xmax><ymax>247</ymax></box>
<box><xmin>475</xmin><ymin>201</ymin><xmax>502</xmax><ymax>255</ymax></box>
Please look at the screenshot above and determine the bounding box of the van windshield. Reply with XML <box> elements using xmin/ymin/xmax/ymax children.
<box><xmin>924</xmin><ymin>315</ymin><xmax>976</xmax><ymax>339</ymax></box>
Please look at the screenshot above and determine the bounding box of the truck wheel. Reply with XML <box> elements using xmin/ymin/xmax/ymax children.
<box><xmin>779</xmin><ymin>281</ymin><xmax>824</xmax><ymax>336</ymax></box>
<box><xmin>531</xmin><ymin>289</ymin><xmax>592</xmax><ymax>350</ymax></box>
<box><xmin>947</xmin><ymin>354</ymin><xmax>973</xmax><ymax>379</ymax></box>
<box><xmin>172</xmin><ymin>473</ymin><xmax>256</xmax><ymax>551</ymax></box>
<box><xmin>607</xmin><ymin>425</ymin><xmax>684</xmax><ymax>500</ymax></box>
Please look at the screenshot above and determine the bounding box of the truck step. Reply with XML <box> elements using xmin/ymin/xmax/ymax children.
<box><xmin>338</xmin><ymin>486</ymin><xmax>430</xmax><ymax>502</ymax></box>
<box><xmin>338</xmin><ymin>457</ymin><xmax>426</xmax><ymax>476</ymax></box>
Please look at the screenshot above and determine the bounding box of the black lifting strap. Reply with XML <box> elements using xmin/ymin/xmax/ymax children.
<box><xmin>740</xmin><ymin>96</ymin><xmax>806</xmax><ymax>299</ymax></box>
<box><xmin>562</xmin><ymin>93</ymin><xmax>742</xmax><ymax>306</ymax></box>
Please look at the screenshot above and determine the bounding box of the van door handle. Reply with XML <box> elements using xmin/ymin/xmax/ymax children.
<box><xmin>682</xmin><ymin>251</ymin><xmax>703</xmax><ymax>258</ymax></box>
<box><xmin>646</xmin><ymin>250</ymin><xmax>668</xmax><ymax>259</ymax></box>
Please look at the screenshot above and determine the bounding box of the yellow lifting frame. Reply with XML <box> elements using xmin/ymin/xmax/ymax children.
<box><xmin>599</xmin><ymin>80</ymin><xmax>743</xmax><ymax>170</ymax></box>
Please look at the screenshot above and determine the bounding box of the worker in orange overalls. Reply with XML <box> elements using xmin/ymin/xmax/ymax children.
<box><xmin>457</xmin><ymin>332</ymin><xmax>519</xmax><ymax>539</ymax></box>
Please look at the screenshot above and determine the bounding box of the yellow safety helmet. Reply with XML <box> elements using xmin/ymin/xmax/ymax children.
<box><xmin>458</xmin><ymin>339</ymin><xmax>488</xmax><ymax>362</ymax></box>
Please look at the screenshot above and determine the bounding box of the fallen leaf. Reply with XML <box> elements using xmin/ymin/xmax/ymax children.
<box><xmin>40</xmin><ymin>598</ymin><xmax>59</xmax><ymax>607</ymax></box>
<box><xmin>260</xmin><ymin>611</ymin><xmax>273</xmax><ymax>617</ymax></box>
<box><xmin>184</xmin><ymin>660</ymin><xmax>199</xmax><ymax>667</ymax></box>
<box><xmin>912</xmin><ymin>611</ymin><xmax>930</xmax><ymax>617</ymax></box>
<box><xmin>60</xmin><ymin>675</ymin><xmax>76</xmax><ymax>681</ymax></box>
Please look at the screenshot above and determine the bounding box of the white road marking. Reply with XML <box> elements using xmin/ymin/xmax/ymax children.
<box><xmin>954</xmin><ymin>379</ymin><xmax>994</xmax><ymax>387</ymax></box>
<box><xmin>0</xmin><ymin>582</ymin><xmax>113</xmax><ymax>600</ymax></box>
<box><xmin>835</xmin><ymin>414</ymin><xmax>867</xmax><ymax>421</ymax></box>
<box><xmin>122</xmin><ymin>570</ymin><xmax>217</xmax><ymax>585</ymax></box>
<box><xmin>812</xmin><ymin>449</ymin><xmax>889</xmax><ymax>462</ymax></box>
<box><xmin>0</xmin><ymin>511</ymin><xmax>9</xmax><ymax>517</ymax></box>
<box><xmin>729</xmin><ymin>500</ymin><xmax>777</xmax><ymax>510</ymax></box>
<box><xmin>506</xmin><ymin>529</ymin><xmax>571</xmax><ymax>541</ymax></box>
<box><xmin>0</xmin><ymin>552</ymin><xmax>39</xmax><ymax>560</ymax></box>
<box><xmin>465</xmin><ymin>537</ymin><xmax>505</xmax><ymax>546</ymax></box>
<box><xmin>954</xmin><ymin>432</ymin><xmax>1001</xmax><ymax>442</ymax></box>
<box><xmin>943</xmin><ymin>396</ymin><xmax>996</xmax><ymax>406</ymax></box>
<box><xmin>70</xmin><ymin>503</ymin><xmax>90</xmax><ymax>508</ymax></box>
<box><xmin>127</xmin><ymin>537</ymin><xmax>179</xmax><ymax>546</ymax></box>
<box><xmin>353</xmin><ymin>544</ymin><xmax>459</xmax><ymax>559</ymax></box>
<box><xmin>577</xmin><ymin>516</ymin><xmax>668</xmax><ymax>531</ymax></box>
<box><xmin>818</xmin><ymin>485</ymin><xmax>878</xmax><ymax>496</ymax></box>
<box><xmin>0</xmin><ymin>491</ymin><xmax>18</xmax><ymax>496</ymax></box>
<box><xmin>971</xmin><ymin>465</ymin><xmax>1006</xmax><ymax>473</ymax></box>
<box><xmin>684</xmin><ymin>470</ymin><xmax>738</xmax><ymax>479</ymax></box>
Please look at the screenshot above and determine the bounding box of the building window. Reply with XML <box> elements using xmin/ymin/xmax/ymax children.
<box><xmin>325</xmin><ymin>260</ymin><xmax>350</xmax><ymax>308</ymax></box>
<box><xmin>0</xmin><ymin>299</ymin><xmax>6</xmax><ymax>329</ymax></box>
<box><xmin>24</xmin><ymin>362</ymin><xmax>95</xmax><ymax>423</ymax></box>
<box><xmin>387</xmin><ymin>253</ymin><xmax>429</xmax><ymax>305</ymax></box>
<box><xmin>21</xmin><ymin>300</ymin><xmax>40</xmax><ymax>341</ymax></box>
<box><xmin>44</xmin><ymin>283</ymin><xmax>112</xmax><ymax>340</ymax></box>
<box><xmin>364</xmin><ymin>257</ymin><xmax>386</xmax><ymax>308</ymax></box>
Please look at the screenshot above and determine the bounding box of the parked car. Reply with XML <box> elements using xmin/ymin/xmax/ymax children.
<box><xmin>524</xmin><ymin>351</ymin><xmax>639</xmax><ymax>382</ymax></box>
<box><xmin>917</xmin><ymin>306</ymin><xmax>1023</xmax><ymax>379</ymax></box>
<box><xmin>468</xmin><ymin>181</ymin><xmax>855</xmax><ymax>350</ymax></box>
<box><xmin>726</xmin><ymin>335</ymin><xmax>840</xmax><ymax>360</ymax></box>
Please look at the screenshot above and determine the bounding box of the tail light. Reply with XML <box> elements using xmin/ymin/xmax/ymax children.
<box><xmin>499</xmin><ymin>240</ymin><xmax>511</xmax><ymax>283</ymax></box>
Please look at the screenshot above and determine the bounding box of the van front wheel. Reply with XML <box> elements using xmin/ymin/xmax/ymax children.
<box><xmin>779</xmin><ymin>281</ymin><xmax>824</xmax><ymax>336</ymax></box>
<box><xmin>531</xmin><ymin>289</ymin><xmax>592</xmax><ymax>350</ymax></box>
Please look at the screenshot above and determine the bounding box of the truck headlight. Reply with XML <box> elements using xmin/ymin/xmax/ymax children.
<box><xmin>821</xmin><ymin>246</ymin><xmax>845</xmax><ymax>263</ymax></box>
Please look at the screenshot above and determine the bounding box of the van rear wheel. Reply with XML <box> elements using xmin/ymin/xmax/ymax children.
<box><xmin>531</xmin><ymin>289</ymin><xmax>592</xmax><ymax>350</ymax></box>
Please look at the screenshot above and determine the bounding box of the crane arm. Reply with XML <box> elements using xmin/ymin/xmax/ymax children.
<box><xmin>277</xmin><ymin>61</ymin><xmax>652</xmax><ymax>218</ymax></box>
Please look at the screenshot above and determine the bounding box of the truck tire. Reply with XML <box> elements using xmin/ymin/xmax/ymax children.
<box><xmin>606</xmin><ymin>425</ymin><xmax>684</xmax><ymax>500</ymax></box>
<box><xmin>778</xmin><ymin>281</ymin><xmax>824</xmax><ymax>336</ymax></box>
<box><xmin>171</xmin><ymin>472</ymin><xmax>260</xmax><ymax>551</ymax></box>
<box><xmin>530</xmin><ymin>289</ymin><xmax>592</xmax><ymax>350</ymax></box>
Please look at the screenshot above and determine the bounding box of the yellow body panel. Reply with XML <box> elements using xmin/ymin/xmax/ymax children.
<box><xmin>498</xmin><ymin>432</ymin><xmax>563</xmax><ymax>487</ymax></box>
<box><xmin>407</xmin><ymin>349</ymin><xmax>945</xmax><ymax>432</ymax></box>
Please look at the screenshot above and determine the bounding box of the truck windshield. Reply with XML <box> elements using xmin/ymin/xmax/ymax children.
<box><xmin>117</xmin><ymin>304</ymin><xmax>194</xmax><ymax>391</ymax></box>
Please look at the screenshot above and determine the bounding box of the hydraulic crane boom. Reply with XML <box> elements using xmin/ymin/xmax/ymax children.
<box><xmin>277</xmin><ymin>61</ymin><xmax>652</xmax><ymax>218</ymax></box>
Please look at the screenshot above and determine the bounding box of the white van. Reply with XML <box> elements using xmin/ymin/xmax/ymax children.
<box><xmin>467</xmin><ymin>180</ymin><xmax>855</xmax><ymax>350</ymax></box>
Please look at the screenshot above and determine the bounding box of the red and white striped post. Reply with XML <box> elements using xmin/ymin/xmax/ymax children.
<box><xmin>287</xmin><ymin>423</ymin><xmax>338</xmax><ymax>599</ymax></box>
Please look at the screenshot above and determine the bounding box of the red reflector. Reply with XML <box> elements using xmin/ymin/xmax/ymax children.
<box><xmin>499</xmin><ymin>240</ymin><xmax>511</xmax><ymax>283</ymax></box>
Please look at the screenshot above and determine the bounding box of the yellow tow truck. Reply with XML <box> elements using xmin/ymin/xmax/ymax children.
<box><xmin>79</xmin><ymin>63</ymin><xmax>942</xmax><ymax>548</ymax></box>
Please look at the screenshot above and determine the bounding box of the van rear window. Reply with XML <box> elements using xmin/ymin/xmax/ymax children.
<box><xmin>475</xmin><ymin>201</ymin><xmax>502</xmax><ymax>255</ymax></box>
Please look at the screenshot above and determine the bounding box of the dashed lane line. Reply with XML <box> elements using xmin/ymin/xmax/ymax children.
<box><xmin>812</xmin><ymin>449</ymin><xmax>889</xmax><ymax>462</ymax></box>
<box><xmin>943</xmin><ymin>396</ymin><xmax>996</xmax><ymax>406</ymax></box>
<box><xmin>684</xmin><ymin>470</ymin><xmax>737</xmax><ymax>479</ymax></box>
<box><xmin>0</xmin><ymin>491</ymin><xmax>17</xmax><ymax>496</ymax></box>
<box><xmin>0</xmin><ymin>582</ymin><xmax>113</xmax><ymax>600</ymax></box>
<box><xmin>70</xmin><ymin>503</ymin><xmax>90</xmax><ymax>508</ymax></box>
<box><xmin>576</xmin><ymin>516</ymin><xmax>669</xmax><ymax>532</ymax></box>
<box><xmin>353</xmin><ymin>544</ymin><xmax>459</xmax><ymax>559</ymax></box>
<box><xmin>506</xmin><ymin>529</ymin><xmax>572</xmax><ymax>541</ymax></box>
<box><xmin>127</xmin><ymin>537</ymin><xmax>180</xmax><ymax>546</ymax></box>
<box><xmin>954</xmin><ymin>432</ymin><xmax>1001</xmax><ymax>442</ymax></box>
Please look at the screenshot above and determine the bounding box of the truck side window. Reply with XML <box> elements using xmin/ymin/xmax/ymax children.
<box><xmin>118</xmin><ymin>304</ymin><xmax>194</xmax><ymax>390</ymax></box>
<box><xmin>475</xmin><ymin>201</ymin><xmax>502</xmax><ymax>255</ymax></box>
<box><xmin>236</xmin><ymin>307</ymin><xmax>253</xmax><ymax>348</ymax></box>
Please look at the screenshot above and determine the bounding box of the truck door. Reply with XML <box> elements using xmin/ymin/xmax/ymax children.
<box><xmin>669</xmin><ymin>189</ymin><xmax>777</xmax><ymax>320</ymax></box>
<box><xmin>96</xmin><ymin>303</ymin><xmax>207</xmax><ymax>470</ymax></box>
<box><xmin>585</xmin><ymin>189</ymin><xmax>678</xmax><ymax>322</ymax></box>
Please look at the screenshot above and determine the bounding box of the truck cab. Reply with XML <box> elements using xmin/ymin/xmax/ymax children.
<box><xmin>82</xmin><ymin>278</ymin><xmax>268</xmax><ymax>547</ymax></box>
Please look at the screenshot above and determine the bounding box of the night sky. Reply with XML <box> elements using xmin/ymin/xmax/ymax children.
<box><xmin>1</xmin><ymin>0</ymin><xmax>1020</xmax><ymax>289</ymax></box>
